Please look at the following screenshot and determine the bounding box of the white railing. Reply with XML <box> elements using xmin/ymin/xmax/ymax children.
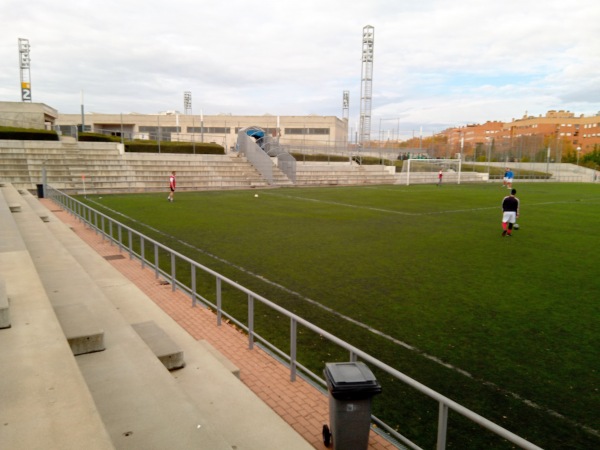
<box><xmin>237</xmin><ymin>131</ymin><xmax>274</xmax><ymax>184</ymax></box>
<box><xmin>47</xmin><ymin>185</ymin><xmax>543</xmax><ymax>450</ymax></box>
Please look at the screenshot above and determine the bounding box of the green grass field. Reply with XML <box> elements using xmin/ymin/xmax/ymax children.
<box><xmin>80</xmin><ymin>183</ymin><xmax>600</xmax><ymax>449</ymax></box>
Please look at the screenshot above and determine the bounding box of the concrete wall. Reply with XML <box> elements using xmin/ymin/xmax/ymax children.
<box><xmin>0</xmin><ymin>102</ymin><xmax>58</xmax><ymax>129</ymax></box>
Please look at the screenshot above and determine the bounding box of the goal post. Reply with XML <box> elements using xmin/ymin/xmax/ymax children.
<box><xmin>402</xmin><ymin>158</ymin><xmax>462</xmax><ymax>186</ymax></box>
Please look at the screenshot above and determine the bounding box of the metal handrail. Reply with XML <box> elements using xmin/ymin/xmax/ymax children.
<box><xmin>47</xmin><ymin>185</ymin><xmax>543</xmax><ymax>450</ymax></box>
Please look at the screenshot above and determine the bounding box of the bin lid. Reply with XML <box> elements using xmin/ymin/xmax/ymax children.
<box><xmin>324</xmin><ymin>362</ymin><xmax>382</xmax><ymax>400</ymax></box>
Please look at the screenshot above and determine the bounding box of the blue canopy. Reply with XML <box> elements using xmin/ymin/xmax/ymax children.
<box><xmin>246</xmin><ymin>129</ymin><xmax>265</xmax><ymax>138</ymax></box>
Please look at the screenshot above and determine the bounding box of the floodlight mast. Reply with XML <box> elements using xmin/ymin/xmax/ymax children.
<box><xmin>342</xmin><ymin>91</ymin><xmax>350</xmax><ymax>147</ymax></box>
<box><xmin>359</xmin><ymin>25</ymin><xmax>374</xmax><ymax>146</ymax></box>
<box><xmin>342</xmin><ymin>90</ymin><xmax>349</xmax><ymax>120</ymax></box>
<box><xmin>18</xmin><ymin>38</ymin><xmax>32</xmax><ymax>102</ymax></box>
<box><xmin>184</xmin><ymin>91</ymin><xmax>192</xmax><ymax>115</ymax></box>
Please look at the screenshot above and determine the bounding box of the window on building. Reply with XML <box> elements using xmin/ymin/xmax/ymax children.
<box><xmin>139</xmin><ymin>126</ymin><xmax>181</xmax><ymax>133</ymax></box>
<box><xmin>284</xmin><ymin>128</ymin><xmax>330</xmax><ymax>135</ymax></box>
<box><xmin>187</xmin><ymin>127</ymin><xmax>231</xmax><ymax>133</ymax></box>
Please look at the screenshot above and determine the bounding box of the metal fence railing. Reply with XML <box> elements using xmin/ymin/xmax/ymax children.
<box><xmin>46</xmin><ymin>185</ymin><xmax>543</xmax><ymax>450</ymax></box>
<box><xmin>237</xmin><ymin>131</ymin><xmax>274</xmax><ymax>184</ymax></box>
<box><xmin>277</xmin><ymin>152</ymin><xmax>296</xmax><ymax>183</ymax></box>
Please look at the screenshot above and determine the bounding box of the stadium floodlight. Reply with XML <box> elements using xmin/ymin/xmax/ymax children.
<box><xmin>359</xmin><ymin>25</ymin><xmax>374</xmax><ymax>145</ymax></box>
<box><xmin>184</xmin><ymin>91</ymin><xmax>192</xmax><ymax>115</ymax></box>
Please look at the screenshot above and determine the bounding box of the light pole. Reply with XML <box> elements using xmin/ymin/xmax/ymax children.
<box><xmin>576</xmin><ymin>146</ymin><xmax>581</xmax><ymax>166</ymax></box>
<box><xmin>487</xmin><ymin>138</ymin><xmax>492</xmax><ymax>181</ymax></box>
<box><xmin>546</xmin><ymin>146</ymin><xmax>551</xmax><ymax>181</ymax></box>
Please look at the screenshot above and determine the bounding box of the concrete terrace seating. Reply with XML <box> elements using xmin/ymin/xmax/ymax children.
<box><xmin>0</xmin><ymin>140</ymin><xmax>275</xmax><ymax>194</ymax></box>
<box><xmin>0</xmin><ymin>278</ymin><xmax>10</xmax><ymax>329</ymax></box>
<box><xmin>295</xmin><ymin>161</ymin><xmax>397</xmax><ymax>186</ymax></box>
<box><xmin>0</xmin><ymin>183</ymin><xmax>313</xmax><ymax>450</ymax></box>
<box><xmin>0</xmin><ymin>183</ymin><xmax>115</xmax><ymax>450</ymax></box>
<box><xmin>123</xmin><ymin>153</ymin><xmax>270</xmax><ymax>192</ymax></box>
<box><xmin>54</xmin><ymin>303</ymin><xmax>106</xmax><ymax>355</ymax></box>
<box><xmin>1</xmin><ymin>139</ymin><xmax>407</xmax><ymax>194</ymax></box>
<box><xmin>131</xmin><ymin>320</ymin><xmax>185</xmax><ymax>370</ymax></box>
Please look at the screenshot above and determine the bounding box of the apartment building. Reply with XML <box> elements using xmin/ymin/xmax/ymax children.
<box><xmin>442</xmin><ymin>110</ymin><xmax>600</xmax><ymax>158</ymax></box>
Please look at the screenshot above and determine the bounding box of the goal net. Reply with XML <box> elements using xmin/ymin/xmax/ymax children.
<box><xmin>400</xmin><ymin>158</ymin><xmax>462</xmax><ymax>186</ymax></box>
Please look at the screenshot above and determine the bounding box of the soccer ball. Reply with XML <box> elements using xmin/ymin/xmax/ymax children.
<box><xmin>513</xmin><ymin>223</ymin><xmax>520</xmax><ymax>230</ymax></box>
<box><xmin>254</xmin><ymin>194</ymin><xmax>259</xmax><ymax>198</ymax></box>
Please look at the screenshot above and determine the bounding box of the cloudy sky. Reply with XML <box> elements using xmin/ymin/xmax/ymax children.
<box><xmin>2</xmin><ymin>0</ymin><xmax>599</xmax><ymax>139</ymax></box>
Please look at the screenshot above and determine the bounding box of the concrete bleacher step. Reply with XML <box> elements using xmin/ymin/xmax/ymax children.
<box><xmin>37</xmin><ymin>199</ymin><xmax>316</xmax><ymax>450</ymax></box>
<box><xmin>7</xmin><ymin>187</ymin><xmax>106</xmax><ymax>357</ymax></box>
<box><xmin>198</xmin><ymin>339</ymin><xmax>240</xmax><ymax>379</ymax></box>
<box><xmin>132</xmin><ymin>320</ymin><xmax>185</xmax><ymax>370</ymax></box>
<box><xmin>8</xmin><ymin>202</ymin><xmax>21</xmax><ymax>212</ymax></box>
<box><xmin>36</xmin><ymin>198</ymin><xmax>315</xmax><ymax>449</ymax></box>
<box><xmin>0</xmin><ymin>278</ymin><xmax>10</xmax><ymax>329</ymax></box>
<box><xmin>9</xmin><ymin>190</ymin><xmax>235</xmax><ymax>449</ymax></box>
<box><xmin>0</xmin><ymin>183</ymin><xmax>115</xmax><ymax>450</ymax></box>
<box><xmin>54</xmin><ymin>304</ymin><xmax>105</xmax><ymax>355</ymax></box>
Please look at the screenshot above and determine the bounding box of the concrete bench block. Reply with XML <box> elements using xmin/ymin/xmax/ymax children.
<box><xmin>0</xmin><ymin>279</ymin><xmax>10</xmax><ymax>329</ymax></box>
<box><xmin>132</xmin><ymin>321</ymin><xmax>185</xmax><ymax>370</ymax></box>
<box><xmin>8</xmin><ymin>203</ymin><xmax>21</xmax><ymax>213</ymax></box>
<box><xmin>54</xmin><ymin>304</ymin><xmax>105</xmax><ymax>355</ymax></box>
<box><xmin>199</xmin><ymin>340</ymin><xmax>240</xmax><ymax>379</ymax></box>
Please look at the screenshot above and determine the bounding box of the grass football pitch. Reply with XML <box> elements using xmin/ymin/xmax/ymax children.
<box><xmin>80</xmin><ymin>182</ymin><xmax>599</xmax><ymax>449</ymax></box>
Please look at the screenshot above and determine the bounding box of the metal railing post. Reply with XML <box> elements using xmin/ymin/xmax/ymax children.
<box><xmin>191</xmin><ymin>264</ymin><xmax>197</xmax><ymax>307</ymax></box>
<box><xmin>437</xmin><ymin>402</ymin><xmax>449</xmax><ymax>450</ymax></box>
<box><xmin>216</xmin><ymin>277</ymin><xmax>222</xmax><ymax>326</ymax></box>
<box><xmin>290</xmin><ymin>318</ymin><xmax>297</xmax><ymax>381</ymax></box>
<box><xmin>170</xmin><ymin>252</ymin><xmax>176</xmax><ymax>292</ymax></box>
<box><xmin>128</xmin><ymin>230</ymin><xmax>133</xmax><ymax>259</ymax></box>
<box><xmin>154</xmin><ymin>244</ymin><xmax>159</xmax><ymax>279</ymax></box>
<box><xmin>248</xmin><ymin>294</ymin><xmax>254</xmax><ymax>350</ymax></box>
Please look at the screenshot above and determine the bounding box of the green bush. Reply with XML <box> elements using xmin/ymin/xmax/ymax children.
<box><xmin>290</xmin><ymin>153</ymin><xmax>348</xmax><ymax>162</ymax></box>
<box><xmin>125</xmin><ymin>141</ymin><xmax>225</xmax><ymax>154</ymax></box>
<box><xmin>78</xmin><ymin>132</ymin><xmax>121</xmax><ymax>142</ymax></box>
<box><xmin>582</xmin><ymin>148</ymin><xmax>600</xmax><ymax>169</ymax></box>
<box><xmin>0</xmin><ymin>126</ymin><xmax>59</xmax><ymax>141</ymax></box>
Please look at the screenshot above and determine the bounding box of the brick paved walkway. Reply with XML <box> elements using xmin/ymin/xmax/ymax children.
<box><xmin>42</xmin><ymin>199</ymin><xmax>395</xmax><ymax>450</ymax></box>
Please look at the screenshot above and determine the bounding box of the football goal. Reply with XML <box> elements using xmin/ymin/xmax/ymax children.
<box><xmin>401</xmin><ymin>158</ymin><xmax>462</xmax><ymax>186</ymax></box>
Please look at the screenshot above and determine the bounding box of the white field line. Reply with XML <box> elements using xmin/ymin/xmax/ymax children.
<box><xmin>86</xmin><ymin>196</ymin><xmax>598</xmax><ymax>438</ymax></box>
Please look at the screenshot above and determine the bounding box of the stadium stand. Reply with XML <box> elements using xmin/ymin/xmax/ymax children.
<box><xmin>0</xmin><ymin>182</ymin><xmax>314</xmax><ymax>449</ymax></box>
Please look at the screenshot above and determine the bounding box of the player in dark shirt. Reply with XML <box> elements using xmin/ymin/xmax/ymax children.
<box><xmin>501</xmin><ymin>189</ymin><xmax>520</xmax><ymax>237</ymax></box>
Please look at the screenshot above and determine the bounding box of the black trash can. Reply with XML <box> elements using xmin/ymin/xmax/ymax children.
<box><xmin>324</xmin><ymin>362</ymin><xmax>382</xmax><ymax>450</ymax></box>
<box><xmin>36</xmin><ymin>184</ymin><xmax>44</xmax><ymax>198</ymax></box>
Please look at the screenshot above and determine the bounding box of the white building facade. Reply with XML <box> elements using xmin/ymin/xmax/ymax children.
<box><xmin>55</xmin><ymin>112</ymin><xmax>349</xmax><ymax>151</ymax></box>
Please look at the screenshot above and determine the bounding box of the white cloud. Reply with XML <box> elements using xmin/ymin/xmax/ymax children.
<box><xmin>1</xmin><ymin>0</ymin><xmax>599</xmax><ymax>137</ymax></box>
